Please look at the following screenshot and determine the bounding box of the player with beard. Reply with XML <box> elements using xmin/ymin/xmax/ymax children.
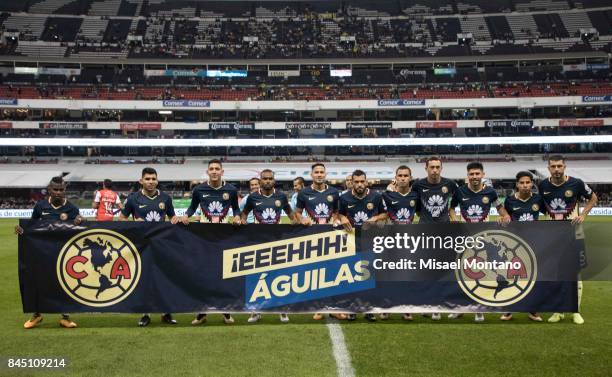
<box><xmin>182</xmin><ymin>159</ymin><xmax>241</xmax><ymax>326</ymax></box>
<box><xmin>18</xmin><ymin>176</ymin><xmax>83</xmax><ymax>329</ymax></box>
<box><xmin>239</xmin><ymin>169</ymin><xmax>300</xmax><ymax>323</ymax></box>
<box><xmin>338</xmin><ymin>169</ymin><xmax>385</xmax><ymax>321</ymax></box>
<box><xmin>539</xmin><ymin>155</ymin><xmax>597</xmax><ymax>325</ymax></box>
<box><xmin>449</xmin><ymin>162</ymin><xmax>510</xmax><ymax>322</ymax></box>
<box><xmin>376</xmin><ymin>165</ymin><xmax>419</xmax><ymax>321</ymax></box>
<box><xmin>296</xmin><ymin>163</ymin><xmax>346</xmax><ymax>321</ymax></box>
<box><xmin>119</xmin><ymin>167</ymin><xmax>180</xmax><ymax>327</ymax></box>
<box><xmin>500</xmin><ymin>171</ymin><xmax>544</xmax><ymax>322</ymax></box>
<box><xmin>412</xmin><ymin>157</ymin><xmax>457</xmax><ymax>321</ymax></box>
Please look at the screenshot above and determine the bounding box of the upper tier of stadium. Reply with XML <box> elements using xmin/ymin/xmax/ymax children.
<box><xmin>0</xmin><ymin>0</ymin><xmax>610</xmax><ymax>61</ymax></box>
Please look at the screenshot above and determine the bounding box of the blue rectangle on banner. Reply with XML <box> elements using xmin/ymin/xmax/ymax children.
<box><xmin>0</xmin><ymin>99</ymin><xmax>18</xmax><ymax>105</ymax></box>
<box><xmin>244</xmin><ymin>253</ymin><xmax>375</xmax><ymax>310</ymax></box>
<box><xmin>582</xmin><ymin>95</ymin><xmax>611</xmax><ymax>103</ymax></box>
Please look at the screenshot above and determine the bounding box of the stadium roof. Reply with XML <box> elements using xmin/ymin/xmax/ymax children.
<box><xmin>0</xmin><ymin>170</ymin><xmax>64</xmax><ymax>188</ymax></box>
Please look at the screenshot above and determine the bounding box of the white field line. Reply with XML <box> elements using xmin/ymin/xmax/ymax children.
<box><xmin>326</xmin><ymin>319</ymin><xmax>356</xmax><ymax>377</ymax></box>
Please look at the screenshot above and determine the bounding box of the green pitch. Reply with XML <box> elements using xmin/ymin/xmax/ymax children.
<box><xmin>0</xmin><ymin>218</ymin><xmax>611</xmax><ymax>377</ymax></box>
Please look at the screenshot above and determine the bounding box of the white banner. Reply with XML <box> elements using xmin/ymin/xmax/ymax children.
<box><xmin>6</xmin><ymin>118</ymin><xmax>610</xmax><ymax>130</ymax></box>
<box><xmin>0</xmin><ymin>208</ymin><xmax>189</xmax><ymax>218</ymax></box>
<box><xmin>3</xmin><ymin>96</ymin><xmax>603</xmax><ymax>111</ymax></box>
<box><xmin>2</xmin><ymin>208</ymin><xmax>610</xmax><ymax>218</ymax></box>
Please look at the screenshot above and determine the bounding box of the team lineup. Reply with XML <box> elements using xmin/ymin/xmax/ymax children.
<box><xmin>16</xmin><ymin>155</ymin><xmax>597</xmax><ymax>328</ymax></box>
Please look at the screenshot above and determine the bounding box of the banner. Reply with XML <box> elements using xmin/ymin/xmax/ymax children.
<box><xmin>120</xmin><ymin>123</ymin><xmax>162</xmax><ymax>131</ymax></box>
<box><xmin>210</xmin><ymin>122</ymin><xmax>255</xmax><ymax>130</ymax></box>
<box><xmin>162</xmin><ymin>100</ymin><xmax>211</xmax><ymax>107</ymax></box>
<box><xmin>434</xmin><ymin>68</ymin><xmax>456</xmax><ymax>75</ymax></box>
<box><xmin>268</xmin><ymin>70</ymin><xmax>300</xmax><ymax>77</ymax></box>
<box><xmin>377</xmin><ymin>99</ymin><xmax>425</xmax><ymax>106</ymax></box>
<box><xmin>346</xmin><ymin>122</ymin><xmax>392</xmax><ymax>129</ymax></box>
<box><xmin>330</xmin><ymin>69</ymin><xmax>352</xmax><ymax>77</ymax></box>
<box><xmin>562</xmin><ymin>64</ymin><xmax>587</xmax><ymax>72</ymax></box>
<box><xmin>19</xmin><ymin>221</ymin><xmax>578</xmax><ymax>313</ymax></box>
<box><xmin>485</xmin><ymin>120</ymin><xmax>533</xmax><ymax>127</ymax></box>
<box><xmin>285</xmin><ymin>122</ymin><xmax>332</xmax><ymax>130</ymax></box>
<box><xmin>558</xmin><ymin>119</ymin><xmax>604</xmax><ymax>127</ymax></box>
<box><xmin>39</xmin><ymin>122</ymin><xmax>87</xmax><ymax>130</ymax></box>
<box><xmin>0</xmin><ymin>99</ymin><xmax>18</xmax><ymax>106</ymax></box>
<box><xmin>206</xmin><ymin>70</ymin><xmax>247</xmax><ymax>78</ymax></box>
<box><xmin>582</xmin><ymin>95</ymin><xmax>612</xmax><ymax>103</ymax></box>
<box><xmin>416</xmin><ymin>121</ymin><xmax>457</xmax><ymax>129</ymax></box>
<box><xmin>0</xmin><ymin>121</ymin><xmax>12</xmax><ymax>129</ymax></box>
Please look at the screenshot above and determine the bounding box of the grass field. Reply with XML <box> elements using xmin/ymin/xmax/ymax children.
<box><xmin>1</xmin><ymin>218</ymin><xmax>611</xmax><ymax>377</ymax></box>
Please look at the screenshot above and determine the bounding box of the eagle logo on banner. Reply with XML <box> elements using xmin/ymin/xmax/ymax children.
<box><xmin>455</xmin><ymin>230</ymin><xmax>537</xmax><ymax>307</ymax></box>
<box><xmin>56</xmin><ymin>229</ymin><xmax>141</xmax><ymax>307</ymax></box>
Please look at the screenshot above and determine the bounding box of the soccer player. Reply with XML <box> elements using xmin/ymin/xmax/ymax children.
<box><xmin>539</xmin><ymin>155</ymin><xmax>597</xmax><ymax>325</ymax></box>
<box><xmin>119</xmin><ymin>167</ymin><xmax>181</xmax><ymax>327</ymax></box>
<box><xmin>180</xmin><ymin>159</ymin><xmax>241</xmax><ymax>325</ymax></box>
<box><xmin>342</xmin><ymin>174</ymin><xmax>353</xmax><ymax>195</ymax></box>
<box><xmin>449</xmin><ymin>162</ymin><xmax>511</xmax><ymax>322</ymax></box>
<box><xmin>378</xmin><ymin>165</ymin><xmax>419</xmax><ymax>321</ymax></box>
<box><xmin>338</xmin><ymin>169</ymin><xmax>385</xmax><ymax>321</ymax></box>
<box><xmin>500</xmin><ymin>171</ymin><xmax>544</xmax><ymax>322</ymax></box>
<box><xmin>290</xmin><ymin>176</ymin><xmax>308</xmax><ymax>220</ymax></box>
<box><xmin>239</xmin><ymin>178</ymin><xmax>260</xmax><ymax>224</ymax></box>
<box><xmin>412</xmin><ymin>156</ymin><xmax>457</xmax><ymax>321</ymax></box>
<box><xmin>290</xmin><ymin>177</ymin><xmax>305</xmax><ymax>210</ymax></box>
<box><xmin>92</xmin><ymin>179</ymin><xmax>123</xmax><ymax>221</ymax></box>
<box><xmin>16</xmin><ymin>176</ymin><xmax>83</xmax><ymax>329</ymax></box>
<box><xmin>239</xmin><ymin>169</ymin><xmax>300</xmax><ymax>323</ymax></box>
<box><xmin>295</xmin><ymin>163</ymin><xmax>346</xmax><ymax>321</ymax></box>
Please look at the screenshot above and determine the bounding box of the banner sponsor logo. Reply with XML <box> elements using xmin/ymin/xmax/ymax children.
<box><xmin>210</xmin><ymin>122</ymin><xmax>255</xmax><ymax>130</ymax></box>
<box><xmin>558</xmin><ymin>119</ymin><xmax>604</xmax><ymax>127</ymax></box>
<box><xmin>434</xmin><ymin>67</ymin><xmax>456</xmax><ymax>75</ymax></box>
<box><xmin>485</xmin><ymin>120</ymin><xmax>533</xmax><ymax>127</ymax></box>
<box><xmin>56</xmin><ymin>229</ymin><xmax>141</xmax><ymax>307</ymax></box>
<box><xmin>416</xmin><ymin>121</ymin><xmax>457</xmax><ymax>129</ymax></box>
<box><xmin>399</xmin><ymin>69</ymin><xmax>427</xmax><ymax>76</ymax></box>
<box><xmin>162</xmin><ymin>100</ymin><xmax>211</xmax><ymax>107</ymax></box>
<box><xmin>206</xmin><ymin>70</ymin><xmax>247</xmax><ymax>78</ymax></box>
<box><xmin>330</xmin><ymin>69</ymin><xmax>352</xmax><ymax>77</ymax></box>
<box><xmin>562</xmin><ymin>64</ymin><xmax>587</xmax><ymax>72</ymax></box>
<box><xmin>582</xmin><ymin>95</ymin><xmax>611</xmax><ymax>103</ymax></box>
<box><xmin>120</xmin><ymin>123</ymin><xmax>162</xmax><ymax>131</ymax></box>
<box><xmin>454</xmin><ymin>230</ymin><xmax>536</xmax><ymax>306</ymax></box>
<box><xmin>268</xmin><ymin>70</ymin><xmax>300</xmax><ymax>77</ymax></box>
<box><xmin>587</xmin><ymin>63</ymin><xmax>609</xmax><ymax>70</ymax></box>
<box><xmin>285</xmin><ymin>122</ymin><xmax>332</xmax><ymax>130</ymax></box>
<box><xmin>0</xmin><ymin>99</ymin><xmax>18</xmax><ymax>106</ymax></box>
<box><xmin>377</xmin><ymin>99</ymin><xmax>425</xmax><ymax>106</ymax></box>
<box><xmin>0</xmin><ymin>122</ymin><xmax>13</xmax><ymax>129</ymax></box>
<box><xmin>39</xmin><ymin>122</ymin><xmax>87</xmax><ymax>130</ymax></box>
<box><xmin>347</xmin><ymin>122</ymin><xmax>393</xmax><ymax>129</ymax></box>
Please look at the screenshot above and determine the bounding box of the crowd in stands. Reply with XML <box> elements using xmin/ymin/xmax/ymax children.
<box><xmin>1</xmin><ymin>78</ymin><xmax>610</xmax><ymax>102</ymax></box>
<box><xmin>0</xmin><ymin>0</ymin><xmax>611</xmax><ymax>60</ymax></box>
